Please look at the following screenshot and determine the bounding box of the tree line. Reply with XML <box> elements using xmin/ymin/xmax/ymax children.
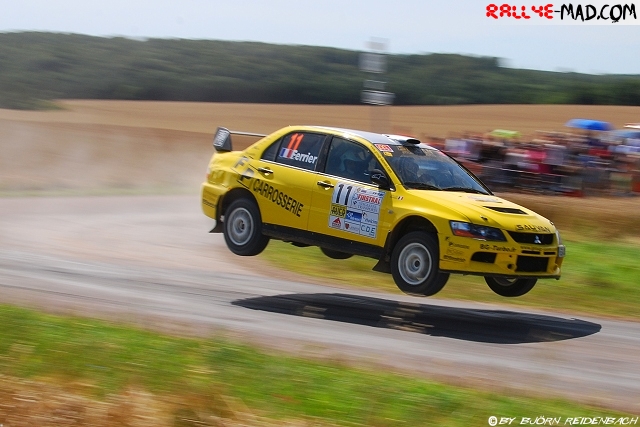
<box><xmin>0</xmin><ymin>32</ymin><xmax>638</xmax><ymax>109</ymax></box>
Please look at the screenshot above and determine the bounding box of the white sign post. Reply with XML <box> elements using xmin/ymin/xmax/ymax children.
<box><xmin>359</xmin><ymin>39</ymin><xmax>393</xmax><ymax>132</ymax></box>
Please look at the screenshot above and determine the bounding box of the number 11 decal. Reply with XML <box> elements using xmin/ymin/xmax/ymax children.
<box><xmin>333</xmin><ymin>183</ymin><xmax>353</xmax><ymax>206</ymax></box>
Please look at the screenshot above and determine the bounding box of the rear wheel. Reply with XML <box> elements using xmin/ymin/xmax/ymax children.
<box><xmin>485</xmin><ymin>277</ymin><xmax>537</xmax><ymax>297</ymax></box>
<box><xmin>320</xmin><ymin>248</ymin><xmax>353</xmax><ymax>260</ymax></box>
<box><xmin>223</xmin><ymin>198</ymin><xmax>270</xmax><ymax>256</ymax></box>
<box><xmin>391</xmin><ymin>232</ymin><xmax>449</xmax><ymax>296</ymax></box>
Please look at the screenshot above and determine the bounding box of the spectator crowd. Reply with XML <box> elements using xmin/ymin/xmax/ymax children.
<box><xmin>432</xmin><ymin>127</ymin><xmax>640</xmax><ymax>197</ymax></box>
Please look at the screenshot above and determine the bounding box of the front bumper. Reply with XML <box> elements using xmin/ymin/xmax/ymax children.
<box><xmin>439</xmin><ymin>235</ymin><xmax>564</xmax><ymax>279</ymax></box>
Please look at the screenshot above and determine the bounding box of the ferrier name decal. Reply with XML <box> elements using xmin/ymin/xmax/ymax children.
<box><xmin>279</xmin><ymin>148</ymin><xmax>318</xmax><ymax>164</ymax></box>
<box><xmin>278</xmin><ymin>133</ymin><xmax>319</xmax><ymax>166</ymax></box>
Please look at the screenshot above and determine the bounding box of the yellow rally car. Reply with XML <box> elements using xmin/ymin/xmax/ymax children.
<box><xmin>201</xmin><ymin>125</ymin><xmax>565</xmax><ymax>297</ymax></box>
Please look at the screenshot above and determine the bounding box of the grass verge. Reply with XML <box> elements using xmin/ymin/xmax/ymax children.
<box><xmin>0</xmin><ymin>305</ymin><xmax>633</xmax><ymax>426</ymax></box>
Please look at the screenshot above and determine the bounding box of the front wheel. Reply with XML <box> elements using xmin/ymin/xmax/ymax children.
<box><xmin>223</xmin><ymin>198</ymin><xmax>270</xmax><ymax>256</ymax></box>
<box><xmin>391</xmin><ymin>232</ymin><xmax>449</xmax><ymax>296</ymax></box>
<box><xmin>485</xmin><ymin>277</ymin><xmax>537</xmax><ymax>297</ymax></box>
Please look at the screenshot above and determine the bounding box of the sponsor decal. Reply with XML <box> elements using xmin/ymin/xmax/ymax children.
<box><xmin>516</xmin><ymin>224</ymin><xmax>551</xmax><ymax>233</ymax></box>
<box><xmin>446</xmin><ymin>247</ymin><xmax>464</xmax><ymax>256</ymax></box>
<box><xmin>361</xmin><ymin>211</ymin><xmax>378</xmax><ymax>226</ymax></box>
<box><xmin>330</xmin><ymin>204</ymin><xmax>346</xmax><ymax>218</ymax></box>
<box><xmin>328</xmin><ymin>182</ymin><xmax>385</xmax><ymax>238</ymax></box>
<box><xmin>331</xmin><ymin>217</ymin><xmax>342</xmax><ymax>228</ymax></box>
<box><xmin>350</xmin><ymin>188</ymin><xmax>385</xmax><ymax>214</ymax></box>
<box><xmin>480</xmin><ymin>244</ymin><xmax>517</xmax><ymax>252</ymax></box>
<box><xmin>443</xmin><ymin>255</ymin><xmax>466</xmax><ymax>263</ymax></box>
<box><xmin>345</xmin><ymin>210</ymin><xmax>362</xmax><ymax>222</ymax></box>
<box><xmin>252</xmin><ymin>179</ymin><xmax>303</xmax><ymax>217</ymax></box>
<box><xmin>374</xmin><ymin>144</ymin><xmax>394</xmax><ymax>152</ymax></box>
<box><xmin>359</xmin><ymin>223</ymin><xmax>377</xmax><ymax>238</ymax></box>
<box><xmin>355</xmin><ymin>192</ymin><xmax>381</xmax><ymax>204</ymax></box>
<box><xmin>344</xmin><ymin>220</ymin><xmax>361</xmax><ymax>234</ymax></box>
<box><xmin>447</xmin><ymin>240</ymin><xmax>470</xmax><ymax>250</ymax></box>
<box><xmin>232</xmin><ymin>157</ymin><xmax>256</xmax><ymax>189</ymax></box>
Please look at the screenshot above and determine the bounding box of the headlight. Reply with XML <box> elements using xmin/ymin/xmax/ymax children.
<box><xmin>450</xmin><ymin>221</ymin><xmax>506</xmax><ymax>241</ymax></box>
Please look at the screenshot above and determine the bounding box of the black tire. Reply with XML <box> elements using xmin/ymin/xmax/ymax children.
<box><xmin>390</xmin><ymin>231</ymin><xmax>449</xmax><ymax>296</ymax></box>
<box><xmin>223</xmin><ymin>198</ymin><xmax>270</xmax><ymax>256</ymax></box>
<box><xmin>320</xmin><ymin>247</ymin><xmax>353</xmax><ymax>260</ymax></box>
<box><xmin>485</xmin><ymin>276</ymin><xmax>537</xmax><ymax>297</ymax></box>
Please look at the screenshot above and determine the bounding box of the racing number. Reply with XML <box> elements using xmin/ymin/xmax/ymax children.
<box><xmin>287</xmin><ymin>133</ymin><xmax>304</xmax><ymax>152</ymax></box>
<box><xmin>333</xmin><ymin>183</ymin><xmax>353</xmax><ymax>205</ymax></box>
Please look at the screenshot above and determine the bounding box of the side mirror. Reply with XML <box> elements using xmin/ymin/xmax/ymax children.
<box><xmin>370</xmin><ymin>169</ymin><xmax>391</xmax><ymax>189</ymax></box>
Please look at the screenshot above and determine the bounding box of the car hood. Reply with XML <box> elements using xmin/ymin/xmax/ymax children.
<box><xmin>409</xmin><ymin>190</ymin><xmax>555</xmax><ymax>233</ymax></box>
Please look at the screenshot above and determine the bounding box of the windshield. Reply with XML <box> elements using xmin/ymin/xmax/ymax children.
<box><xmin>380</xmin><ymin>144</ymin><xmax>490</xmax><ymax>194</ymax></box>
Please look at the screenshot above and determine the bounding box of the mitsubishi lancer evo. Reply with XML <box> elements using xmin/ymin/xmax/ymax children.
<box><xmin>201</xmin><ymin>125</ymin><xmax>565</xmax><ymax>297</ymax></box>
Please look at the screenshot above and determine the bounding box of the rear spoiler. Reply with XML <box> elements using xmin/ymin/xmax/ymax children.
<box><xmin>213</xmin><ymin>127</ymin><xmax>267</xmax><ymax>152</ymax></box>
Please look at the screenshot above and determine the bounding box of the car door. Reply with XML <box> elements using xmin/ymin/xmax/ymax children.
<box><xmin>241</xmin><ymin>131</ymin><xmax>326</xmax><ymax>232</ymax></box>
<box><xmin>308</xmin><ymin>136</ymin><xmax>392</xmax><ymax>247</ymax></box>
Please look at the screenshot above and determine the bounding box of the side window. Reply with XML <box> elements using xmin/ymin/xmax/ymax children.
<box><xmin>324</xmin><ymin>137</ymin><xmax>382</xmax><ymax>183</ymax></box>
<box><xmin>274</xmin><ymin>132</ymin><xmax>324</xmax><ymax>171</ymax></box>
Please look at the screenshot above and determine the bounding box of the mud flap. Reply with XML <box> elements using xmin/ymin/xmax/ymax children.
<box><xmin>209</xmin><ymin>220</ymin><xmax>223</xmax><ymax>233</ymax></box>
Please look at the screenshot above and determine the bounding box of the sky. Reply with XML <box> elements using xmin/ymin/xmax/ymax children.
<box><xmin>1</xmin><ymin>0</ymin><xmax>639</xmax><ymax>75</ymax></box>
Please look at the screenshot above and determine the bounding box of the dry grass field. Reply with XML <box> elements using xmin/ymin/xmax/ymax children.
<box><xmin>1</xmin><ymin>100</ymin><xmax>640</xmax><ymax>235</ymax></box>
<box><xmin>2</xmin><ymin>99</ymin><xmax>639</xmax><ymax>138</ymax></box>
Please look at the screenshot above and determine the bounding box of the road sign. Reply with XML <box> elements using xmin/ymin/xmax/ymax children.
<box><xmin>359</xmin><ymin>52</ymin><xmax>386</xmax><ymax>74</ymax></box>
<box><xmin>361</xmin><ymin>90</ymin><xmax>394</xmax><ymax>105</ymax></box>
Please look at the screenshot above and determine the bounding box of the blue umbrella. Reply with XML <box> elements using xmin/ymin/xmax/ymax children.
<box><xmin>565</xmin><ymin>118</ymin><xmax>613</xmax><ymax>131</ymax></box>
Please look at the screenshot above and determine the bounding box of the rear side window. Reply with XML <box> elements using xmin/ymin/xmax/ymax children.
<box><xmin>273</xmin><ymin>132</ymin><xmax>324</xmax><ymax>171</ymax></box>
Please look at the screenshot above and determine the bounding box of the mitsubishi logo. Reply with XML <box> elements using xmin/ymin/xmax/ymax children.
<box><xmin>534</xmin><ymin>235</ymin><xmax>541</xmax><ymax>244</ymax></box>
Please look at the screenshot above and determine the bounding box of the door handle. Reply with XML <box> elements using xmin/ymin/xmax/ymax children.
<box><xmin>257</xmin><ymin>167</ymin><xmax>273</xmax><ymax>175</ymax></box>
<box><xmin>317</xmin><ymin>181</ymin><xmax>335</xmax><ymax>189</ymax></box>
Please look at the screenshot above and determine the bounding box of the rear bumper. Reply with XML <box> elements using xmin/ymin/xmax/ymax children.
<box><xmin>201</xmin><ymin>182</ymin><xmax>224</xmax><ymax>220</ymax></box>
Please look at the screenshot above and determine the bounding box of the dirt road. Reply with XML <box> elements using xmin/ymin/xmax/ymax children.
<box><xmin>1</xmin><ymin>195</ymin><xmax>638</xmax><ymax>413</ymax></box>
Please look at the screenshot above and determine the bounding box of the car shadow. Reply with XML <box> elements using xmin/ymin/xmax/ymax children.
<box><xmin>232</xmin><ymin>293</ymin><xmax>601</xmax><ymax>344</ymax></box>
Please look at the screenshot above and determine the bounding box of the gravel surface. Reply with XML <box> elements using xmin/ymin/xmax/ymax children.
<box><xmin>0</xmin><ymin>195</ymin><xmax>638</xmax><ymax>413</ymax></box>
